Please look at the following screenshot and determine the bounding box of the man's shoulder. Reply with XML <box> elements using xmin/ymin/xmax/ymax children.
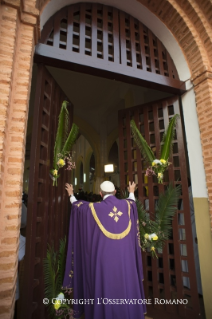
<box><xmin>126</xmin><ymin>198</ymin><xmax>136</xmax><ymax>204</ymax></box>
<box><xmin>73</xmin><ymin>200</ymin><xmax>87</xmax><ymax>207</ymax></box>
<box><xmin>104</xmin><ymin>196</ymin><xmax>135</xmax><ymax>208</ymax></box>
<box><xmin>72</xmin><ymin>200</ymin><xmax>91</xmax><ymax>211</ymax></box>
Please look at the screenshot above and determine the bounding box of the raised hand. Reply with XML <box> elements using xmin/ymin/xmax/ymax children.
<box><xmin>65</xmin><ymin>183</ymin><xmax>74</xmax><ymax>196</ymax></box>
<box><xmin>127</xmin><ymin>181</ymin><xmax>137</xmax><ymax>193</ymax></box>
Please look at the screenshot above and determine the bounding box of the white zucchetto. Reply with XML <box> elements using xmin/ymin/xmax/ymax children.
<box><xmin>100</xmin><ymin>181</ymin><xmax>115</xmax><ymax>192</ymax></box>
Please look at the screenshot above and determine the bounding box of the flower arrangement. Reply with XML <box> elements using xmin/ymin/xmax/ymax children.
<box><xmin>130</xmin><ymin>114</ymin><xmax>179</xmax><ymax>183</ymax></box>
<box><xmin>50</xmin><ymin>101</ymin><xmax>79</xmax><ymax>186</ymax></box>
<box><xmin>146</xmin><ymin>159</ymin><xmax>170</xmax><ymax>183</ymax></box>
<box><xmin>43</xmin><ymin>237</ymin><xmax>74</xmax><ymax>318</ymax></box>
<box><xmin>136</xmin><ymin>183</ymin><xmax>181</xmax><ymax>258</ymax></box>
<box><xmin>53</xmin><ymin>291</ymin><xmax>74</xmax><ymax>318</ymax></box>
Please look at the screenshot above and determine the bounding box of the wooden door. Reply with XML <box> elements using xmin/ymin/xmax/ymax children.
<box><xmin>21</xmin><ymin>65</ymin><xmax>72</xmax><ymax>319</ymax></box>
<box><xmin>118</xmin><ymin>97</ymin><xmax>201</xmax><ymax>318</ymax></box>
<box><xmin>36</xmin><ymin>3</ymin><xmax>186</xmax><ymax>95</ymax></box>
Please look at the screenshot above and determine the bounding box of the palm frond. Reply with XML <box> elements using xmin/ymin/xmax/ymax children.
<box><xmin>136</xmin><ymin>200</ymin><xmax>157</xmax><ymax>234</ymax></box>
<box><xmin>61</xmin><ymin>123</ymin><xmax>79</xmax><ymax>155</ymax></box>
<box><xmin>160</xmin><ymin>114</ymin><xmax>179</xmax><ymax>161</ymax></box>
<box><xmin>130</xmin><ymin>120</ymin><xmax>155</xmax><ymax>165</ymax></box>
<box><xmin>62</xmin><ymin>101</ymin><xmax>70</xmax><ymax>146</ymax></box>
<box><xmin>56</xmin><ymin>237</ymin><xmax>67</xmax><ymax>292</ymax></box>
<box><xmin>53</xmin><ymin>101</ymin><xmax>69</xmax><ymax>168</ymax></box>
<box><xmin>136</xmin><ymin>200</ymin><xmax>148</xmax><ymax>238</ymax></box>
<box><xmin>136</xmin><ymin>200</ymin><xmax>147</xmax><ymax>226</ymax></box>
<box><xmin>43</xmin><ymin>245</ymin><xmax>58</xmax><ymax>317</ymax></box>
<box><xmin>121</xmin><ymin>189</ymin><xmax>129</xmax><ymax>199</ymax></box>
<box><xmin>155</xmin><ymin>183</ymin><xmax>181</xmax><ymax>241</ymax></box>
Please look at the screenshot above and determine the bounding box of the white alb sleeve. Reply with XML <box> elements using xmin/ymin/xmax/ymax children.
<box><xmin>128</xmin><ymin>193</ymin><xmax>135</xmax><ymax>201</ymax></box>
<box><xmin>70</xmin><ymin>195</ymin><xmax>77</xmax><ymax>204</ymax></box>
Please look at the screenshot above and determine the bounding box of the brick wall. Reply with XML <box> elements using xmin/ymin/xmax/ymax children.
<box><xmin>0</xmin><ymin>2</ymin><xmax>39</xmax><ymax>318</ymax></box>
<box><xmin>194</xmin><ymin>74</ymin><xmax>212</xmax><ymax>229</ymax></box>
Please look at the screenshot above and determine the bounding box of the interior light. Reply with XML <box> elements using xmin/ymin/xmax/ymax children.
<box><xmin>104</xmin><ymin>164</ymin><xmax>114</xmax><ymax>173</ymax></box>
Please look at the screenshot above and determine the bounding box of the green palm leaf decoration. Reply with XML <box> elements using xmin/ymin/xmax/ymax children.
<box><xmin>50</xmin><ymin>100</ymin><xmax>79</xmax><ymax>186</ymax></box>
<box><xmin>130</xmin><ymin>120</ymin><xmax>155</xmax><ymax>165</ymax></box>
<box><xmin>136</xmin><ymin>199</ymin><xmax>157</xmax><ymax>238</ymax></box>
<box><xmin>43</xmin><ymin>245</ymin><xmax>58</xmax><ymax>317</ymax></box>
<box><xmin>160</xmin><ymin>114</ymin><xmax>179</xmax><ymax>161</ymax></box>
<box><xmin>136</xmin><ymin>183</ymin><xmax>180</xmax><ymax>257</ymax></box>
<box><xmin>130</xmin><ymin>114</ymin><xmax>179</xmax><ymax>184</ymax></box>
<box><xmin>155</xmin><ymin>183</ymin><xmax>181</xmax><ymax>241</ymax></box>
<box><xmin>61</xmin><ymin>123</ymin><xmax>79</xmax><ymax>155</ymax></box>
<box><xmin>56</xmin><ymin>237</ymin><xmax>67</xmax><ymax>293</ymax></box>
<box><xmin>53</xmin><ymin>101</ymin><xmax>69</xmax><ymax>169</ymax></box>
<box><xmin>43</xmin><ymin>237</ymin><xmax>67</xmax><ymax>318</ymax></box>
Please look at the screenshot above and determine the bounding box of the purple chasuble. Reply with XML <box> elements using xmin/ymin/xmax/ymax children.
<box><xmin>63</xmin><ymin>196</ymin><xmax>146</xmax><ymax>319</ymax></box>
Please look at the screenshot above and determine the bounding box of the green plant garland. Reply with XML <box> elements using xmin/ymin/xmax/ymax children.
<box><xmin>136</xmin><ymin>183</ymin><xmax>181</xmax><ymax>258</ymax></box>
<box><xmin>43</xmin><ymin>237</ymin><xmax>74</xmax><ymax>318</ymax></box>
<box><xmin>50</xmin><ymin>101</ymin><xmax>79</xmax><ymax>186</ymax></box>
<box><xmin>130</xmin><ymin>114</ymin><xmax>179</xmax><ymax>183</ymax></box>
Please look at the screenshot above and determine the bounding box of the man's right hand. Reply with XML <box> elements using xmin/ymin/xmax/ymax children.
<box><xmin>65</xmin><ymin>183</ymin><xmax>74</xmax><ymax>196</ymax></box>
<box><xmin>128</xmin><ymin>181</ymin><xmax>136</xmax><ymax>193</ymax></box>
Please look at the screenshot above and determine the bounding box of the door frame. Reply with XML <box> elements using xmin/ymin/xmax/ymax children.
<box><xmin>23</xmin><ymin>3</ymin><xmax>198</xmax><ymax>318</ymax></box>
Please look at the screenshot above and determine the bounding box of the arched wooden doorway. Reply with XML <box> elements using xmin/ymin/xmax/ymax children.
<box><xmin>22</xmin><ymin>3</ymin><xmax>201</xmax><ymax>319</ymax></box>
<box><xmin>35</xmin><ymin>3</ymin><xmax>185</xmax><ymax>93</ymax></box>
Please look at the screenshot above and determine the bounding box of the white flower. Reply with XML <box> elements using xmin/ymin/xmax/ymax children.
<box><xmin>57</xmin><ymin>293</ymin><xmax>65</xmax><ymax>300</ymax></box>
<box><xmin>149</xmin><ymin>233</ymin><xmax>157</xmax><ymax>240</ymax></box>
<box><xmin>153</xmin><ymin>159</ymin><xmax>162</xmax><ymax>165</ymax></box>
<box><xmin>53</xmin><ymin>292</ymin><xmax>65</xmax><ymax>310</ymax></box>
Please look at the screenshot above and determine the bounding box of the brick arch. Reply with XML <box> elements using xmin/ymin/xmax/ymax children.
<box><xmin>137</xmin><ymin>0</ymin><xmax>211</xmax><ymax>76</ymax></box>
<box><xmin>185</xmin><ymin>0</ymin><xmax>212</xmax><ymax>64</ymax></box>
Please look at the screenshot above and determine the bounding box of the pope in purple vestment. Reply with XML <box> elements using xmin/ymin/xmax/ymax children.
<box><xmin>63</xmin><ymin>181</ymin><xmax>146</xmax><ymax>319</ymax></box>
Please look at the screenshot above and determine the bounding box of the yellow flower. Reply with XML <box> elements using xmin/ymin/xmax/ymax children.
<box><xmin>152</xmin><ymin>235</ymin><xmax>158</xmax><ymax>240</ymax></box>
<box><xmin>144</xmin><ymin>233</ymin><xmax>149</xmax><ymax>239</ymax></box>
<box><xmin>160</xmin><ymin>159</ymin><xmax>166</xmax><ymax>164</ymax></box>
<box><xmin>57</xmin><ymin>158</ymin><xmax>65</xmax><ymax>167</ymax></box>
<box><xmin>53</xmin><ymin>169</ymin><xmax>58</xmax><ymax>176</ymax></box>
<box><xmin>152</xmin><ymin>162</ymin><xmax>156</xmax><ymax>166</ymax></box>
<box><xmin>54</xmin><ymin>300</ymin><xmax>61</xmax><ymax>310</ymax></box>
<box><xmin>151</xmin><ymin>246</ymin><xmax>155</xmax><ymax>251</ymax></box>
<box><xmin>158</xmin><ymin>173</ymin><xmax>162</xmax><ymax>177</ymax></box>
<box><xmin>53</xmin><ymin>292</ymin><xmax>64</xmax><ymax>310</ymax></box>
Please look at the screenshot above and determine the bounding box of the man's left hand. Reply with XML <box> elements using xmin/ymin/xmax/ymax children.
<box><xmin>128</xmin><ymin>181</ymin><xmax>137</xmax><ymax>193</ymax></box>
<box><xmin>65</xmin><ymin>183</ymin><xmax>74</xmax><ymax>196</ymax></box>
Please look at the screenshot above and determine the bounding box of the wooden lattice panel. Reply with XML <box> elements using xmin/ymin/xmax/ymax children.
<box><xmin>22</xmin><ymin>65</ymin><xmax>72</xmax><ymax>319</ymax></box>
<box><xmin>40</xmin><ymin>3</ymin><xmax>179</xmax><ymax>81</ymax></box>
<box><xmin>118</xmin><ymin>97</ymin><xmax>201</xmax><ymax>319</ymax></box>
